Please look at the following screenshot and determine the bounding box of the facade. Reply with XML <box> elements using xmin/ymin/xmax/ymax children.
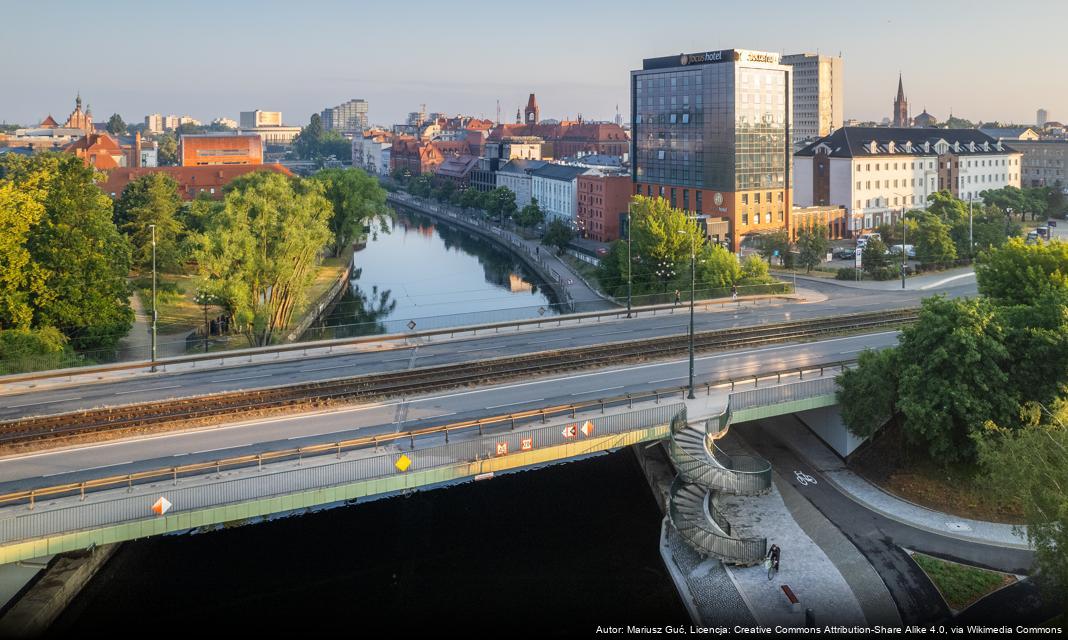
<box><xmin>782</xmin><ymin>53</ymin><xmax>843</xmax><ymax>145</ymax></box>
<box><xmin>980</xmin><ymin>127</ymin><xmax>1040</xmax><ymax>141</ymax></box>
<box><xmin>179</xmin><ymin>133</ymin><xmax>263</xmax><ymax>166</ymax></box>
<box><xmin>576</xmin><ymin>171</ymin><xmax>631</xmax><ymax>242</ymax></box>
<box><xmin>321</xmin><ymin>99</ymin><xmax>368</xmax><ymax>134</ymax></box>
<box><xmin>145</xmin><ymin>113</ymin><xmax>164</xmax><ymax>134</ymax></box>
<box><xmin>240</xmin><ymin>111</ymin><xmax>282</xmax><ymax>128</ymax></box>
<box><xmin>892</xmin><ymin>75</ymin><xmax>909</xmax><ymax>128</ymax></box>
<box><xmin>912</xmin><ymin>110</ymin><xmax>937</xmax><ymax>128</ymax></box>
<box><xmin>63</xmin><ymin>132</ymin><xmax>127</xmax><ymax>170</ymax></box>
<box><xmin>432</xmin><ymin>155</ymin><xmax>479</xmax><ymax>189</ymax></box>
<box><xmin>487</xmin><ymin>93</ymin><xmax>629</xmax><ymax>161</ymax></box>
<box><xmin>631</xmin><ymin>48</ymin><xmax>794</xmax><ymax>251</ymax></box>
<box><xmin>1010</xmin><ymin>140</ymin><xmax>1068</xmax><ymax>187</ymax></box>
<box><xmin>496</xmin><ymin>159</ymin><xmax>548</xmax><ymax>209</ymax></box>
<box><xmin>352</xmin><ymin>130</ymin><xmax>394</xmax><ymax>175</ymax></box>
<box><xmin>1037</xmin><ymin>108</ymin><xmax>1048</xmax><ymax>128</ymax></box>
<box><xmin>238</xmin><ymin>126</ymin><xmax>301</xmax><ymax>145</ymax></box>
<box><xmin>531</xmin><ymin>164</ymin><xmax>590</xmax><ymax>225</ymax></box>
<box><xmin>790</xmin><ymin>204</ymin><xmax>855</xmax><ymax>240</ymax></box>
<box><xmin>389</xmin><ymin>138</ymin><xmax>469</xmax><ymax>175</ymax></box>
<box><xmin>100</xmin><ymin>164</ymin><xmax>294</xmax><ymax>200</ymax></box>
<box><xmin>794</xmin><ymin>127</ymin><xmax>1022</xmax><ymax>231</ymax></box>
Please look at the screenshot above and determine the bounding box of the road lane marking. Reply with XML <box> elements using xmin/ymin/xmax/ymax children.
<box><xmin>209</xmin><ymin>373</ymin><xmax>274</xmax><ymax>383</ymax></box>
<box><xmin>648</xmin><ymin>377</ymin><xmax>686</xmax><ymax>384</ymax></box>
<box><xmin>590</xmin><ymin>329</ymin><xmax>631</xmax><ymax>337</ymax></box>
<box><xmin>114</xmin><ymin>384</ymin><xmax>183</xmax><ymax>396</ymax></box>
<box><xmin>920</xmin><ymin>272</ymin><xmax>976</xmax><ymax>290</ymax></box>
<box><xmin>7</xmin><ymin>396</ymin><xmax>83</xmax><ymax>408</ymax></box>
<box><xmin>486</xmin><ymin>399</ymin><xmax>542</xmax><ymax>410</ymax></box>
<box><xmin>839</xmin><ymin>349</ymin><xmax>866</xmax><ymax>354</ymax></box>
<box><xmin>570</xmin><ymin>386</ymin><xmax>624</xmax><ymax>396</ymax></box>
<box><xmin>455</xmin><ymin>346</ymin><xmax>498</xmax><ymax>354</ymax></box>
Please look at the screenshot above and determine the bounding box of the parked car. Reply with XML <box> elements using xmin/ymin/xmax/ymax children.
<box><xmin>888</xmin><ymin>244</ymin><xmax>916</xmax><ymax>259</ymax></box>
<box><xmin>834</xmin><ymin>248</ymin><xmax>857</xmax><ymax>260</ymax></box>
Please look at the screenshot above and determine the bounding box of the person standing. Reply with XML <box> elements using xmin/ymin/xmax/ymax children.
<box><xmin>674</xmin><ymin>289</ymin><xmax>681</xmax><ymax>306</ymax></box>
<box><xmin>731</xmin><ymin>284</ymin><xmax>738</xmax><ymax>301</ymax></box>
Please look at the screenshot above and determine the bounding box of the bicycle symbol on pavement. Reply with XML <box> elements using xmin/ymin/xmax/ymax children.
<box><xmin>794</xmin><ymin>470</ymin><xmax>818</xmax><ymax>486</ymax></box>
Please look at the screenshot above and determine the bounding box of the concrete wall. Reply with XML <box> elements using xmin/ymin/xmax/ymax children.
<box><xmin>793</xmin><ymin>404</ymin><xmax>866</xmax><ymax>458</ymax></box>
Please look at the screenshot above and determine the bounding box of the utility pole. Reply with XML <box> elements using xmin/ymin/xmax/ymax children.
<box><xmin>901</xmin><ymin>211</ymin><xmax>907</xmax><ymax>289</ymax></box>
<box><xmin>626</xmin><ymin>206</ymin><xmax>633</xmax><ymax>318</ymax></box>
<box><xmin>968</xmin><ymin>199</ymin><xmax>974</xmax><ymax>257</ymax></box>
<box><xmin>688</xmin><ymin>229</ymin><xmax>696</xmax><ymax>400</ymax></box>
<box><xmin>150</xmin><ymin>224</ymin><xmax>157</xmax><ymax>372</ymax></box>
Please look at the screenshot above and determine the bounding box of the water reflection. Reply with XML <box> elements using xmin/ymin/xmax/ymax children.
<box><xmin>312</xmin><ymin>208</ymin><xmax>559</xmax><ymax>339</ymax></box>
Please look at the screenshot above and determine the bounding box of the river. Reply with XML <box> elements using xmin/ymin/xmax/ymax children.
<box><xmin>308</xmin><ymin>207</ymin><xmax>561</xmax><ymax>339</ymax></box>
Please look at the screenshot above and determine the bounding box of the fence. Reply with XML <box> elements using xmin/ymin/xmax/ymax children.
<box><xmin>730</xmin><ymin>376</ymin><xmax>839</xmax><ymax>411</ymax></box>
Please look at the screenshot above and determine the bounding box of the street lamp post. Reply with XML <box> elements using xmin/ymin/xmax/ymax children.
<box><xmin>626</xmin><ymin>205</ymin><xmax>633</xmax><ymax>318</ymax></box>
<box><xmin>150</xmin><ymin>223</ymin><xmax>157</xmax><ymax>372</ymax></box>
<box><xmin>678</xmin><ymin>227</ymin><xmax>697</xmax><ymax>400</ymax></box>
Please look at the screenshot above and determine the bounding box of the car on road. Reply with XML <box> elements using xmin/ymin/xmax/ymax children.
<box><xmin>888</xmin><ymin>244</ymin><xmax>916</xmax><ymax>259</ymax></box>
<box><xmin>834</xmin><ymin>248</ymin><xmax>857</xmax><ymax>260</ymax></box>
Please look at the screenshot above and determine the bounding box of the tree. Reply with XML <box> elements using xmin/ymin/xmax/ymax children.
<box><xmin>997</xmin><ymin>290</ymin><xmax>1068</xmax><ymax>410</ymax></box>
<box><xmin>739</xmin><ymin>254</ymin><xmax>769</xmax><ymax>282</ymax></box>
<box><xmin>312</xmin><ymin>168</ymin><xmax>390</xmax><ymax>257</ymax></box>
<box><xmin>458</xmin><ymin>187</ymin><xmax>483</xmax><ymax>211</ymax></box>
<box><xmin>0</xmin><ymin>153</ymin><xmax>133</xmax><ymax>349</ymax></box>
<box><xmin>975</xmin><ymin>238</ymin><xmax>1068</xmax><ymax>306</ymax></box>
<box><xmin>914</xmin><ymin>213</ymin><xmax>957</xmax><ymax>264</ymax></box>
<box><xmin>293</xmin><ymin>113</ymin><xmax>325</xmax><ymax>161</ymax></box>
<box><xmin>192</xmin><ymin>171</ymin><xmax>332</xmax><ymax>346</ymax></box>
<box><xmin>0</xmin><ymin>180</ymin><xmax>46</xmax><ymax>330</ymax></box>
<box><xmin>751</xmin><ymin>229</ymin><xmax>790</xmax><ymax>265</ymax></box>
<box><xmin>114</xmin><ymin>173</ymin><xmax>184</xmax><ymax>272</ymax></box>
<box><xmin>895</xmin><ymin>296</ymin><xmax>1015</xmax><ymax>462</ymax></box>
<box><xmin>861</xmin><ymin>237</ymin><xmax>890</xmax><ymax>276</ymax></box>
<box><xmin>106</xmin><ymin>113</ymin><xmax>126</xmax><ymax>136</ymax></box>
<box><xmin>515</xmin><ymin>197</ymin><xmax>545</xmax><ymax>228</ymax></box>
<box><xmin>0</xmin><ymin>326</ymin><xmax>69</xmax><ymax>375</ymax></box>
<box><xmin>541</xmin><ymin>218</ymin><xmax>573</xmax><ymax>254</ymax></box>
<box><xmin>838</xmin><ymin>348</ymin><xmax>900</xmax><ymax>438</ymax></box>
<box><xmin>156</xmin><ymin>133</ymin><xmax>178</xmax><ymax>166</ymax></box>
<box><xmin>795</xmin><ymin>223</ymin><xmax>830</xmax><ymax>273</ymax></box>
<box><xmin>926</xmin><ymin>190</ymin><xmax>968</xmax><ymax>223</ymax></box>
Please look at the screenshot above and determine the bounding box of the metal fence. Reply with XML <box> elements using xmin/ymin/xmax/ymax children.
<box><xmin>730</xmin><ymin>376</ymin><xmax>839</xmax><ymax>411</ymax></box>
<box><xmin>0</xmin><ymin>402</ymin><xmax>685</xmax><ymax>546</ymax></box>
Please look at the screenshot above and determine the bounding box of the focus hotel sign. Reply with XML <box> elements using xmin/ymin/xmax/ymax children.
<box><xmin>678</xmin><ymin>49</ymin><xmax>780</xmax><ymax>66</ymax></box>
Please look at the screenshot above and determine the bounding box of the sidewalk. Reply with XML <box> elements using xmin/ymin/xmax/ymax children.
<box><xmin>766</xmin><ymin>414</ymin><xmax>1030</xmax><ymax>549</ymax></box>
<box><xmin>773</xmin><ymin>266</ymin><xmax>975</xmax><ymax>291</ymax></box>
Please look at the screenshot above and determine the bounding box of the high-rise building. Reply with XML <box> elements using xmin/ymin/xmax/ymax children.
<box><xmin>892</xmin><ymin>74</ymin><xmax>909</xmax><ymax>127</ymax></box>
<box><xmin>1037</xmin><ymin>108</ymin><xmax>1049</xmax><ymax>128</ymax></box>
<box><xmin>145</xmin><ymin>113</ymin><xmax>164</xmax><ymax>134</ymax></box>
<box><xmin>782</xmin><ymin>53</ymin><xmax>843</xmax><ymax>145</ymax></box>
<box><xmin>631</xmin><ymin>48</ymin><xmax>793</xmax><ymax>251</ymax></box>
<box><xmin>240</xmin><ymin>111</ymin><xmax>282</xmax><ymax>128</ymax></box>
<box><xmin>321</xmin><ymin>99</ymin><xmax>368</xmax><ymax>134</ymax></box>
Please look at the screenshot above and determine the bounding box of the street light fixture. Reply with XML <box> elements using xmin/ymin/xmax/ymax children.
<box><xmin>890</xmin><ymin>193</ymin><xmax>909</xmax><ymax>290</ymax></box>
<box><xmin>149</xmin><ymin>223</ymin><xmax>157</xmax><ymax>372</ymax></box>
<box><xmin>626</xmin><ymin>204</ymin><xmax>633</xmax><ymax>318</ymax></box>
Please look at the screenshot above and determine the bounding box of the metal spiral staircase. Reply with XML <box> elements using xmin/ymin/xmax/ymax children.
<box><xmin>666</xmin><ymin>406</ymin><xmax>772</xmax><ymax>566</ymax></box>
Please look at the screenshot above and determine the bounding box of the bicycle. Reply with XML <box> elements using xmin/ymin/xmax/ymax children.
<box><xmin>765</xmin><ymin>557</ymin><xmax>780</xmax><ymax>580</ymax></box>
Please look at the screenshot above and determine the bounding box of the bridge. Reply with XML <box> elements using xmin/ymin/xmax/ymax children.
<box><xmin>0</xmin><ymin>370</ymin><xmax>840</xmax><ymax>565</ymax></box>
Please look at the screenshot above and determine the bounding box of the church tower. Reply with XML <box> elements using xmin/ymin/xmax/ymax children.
<box><xmin>524</xmin><ymin>93</ymin><xmax>539</xmax><ymax>125</ymax></box>
<box><xmin>893</xmin><ymin>74</ymin><xmax>909</xmax><ymax>127</ymax></box>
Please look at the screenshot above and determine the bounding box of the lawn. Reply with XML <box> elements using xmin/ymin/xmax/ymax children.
<box><xmin>910</xmin><ymin>552</ymin><xmax>1014</xmax><ymax>611</ymax></box>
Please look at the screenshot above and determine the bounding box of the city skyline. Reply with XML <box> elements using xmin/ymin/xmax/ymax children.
<box><xmin>3</xmin><ymin>1</ymin><xmax>1065</xmax><ymax>128</ymax></box>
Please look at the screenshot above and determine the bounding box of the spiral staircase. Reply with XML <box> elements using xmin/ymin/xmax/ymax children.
<box><xmin>666</xmin><ymin>406</ymin><xmax>771</xmax><ymax>566</ymax></box>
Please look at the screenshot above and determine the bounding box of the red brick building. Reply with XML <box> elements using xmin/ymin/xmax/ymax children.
<box><xmin>577</xmin><ymin>171</ymin><xmax>632</xmax><ymax>242</ymax></box>
<box><xmin>100</xmin><ymin>164</ymin><xmax>294</xmax><ymax>200</ymax></box>
<box><xmin>179</xmin><ymin>133</ymin><xmax>263</xmax><ymax>166</ymax></box>
<box><xmin>63</xmin><ymin>132</ymin><xmax>127</xmax><ymax>170</ymax></box>
<box><xmin>390</xmin><ymin>138</ymin><xmax>474</xmax><ymax>175</ymax></box>
<box><xmin>487</xmin><ymin>93</ymin><xmax>629</xmax><ymax>160</ymax></box>
<box><xmin>433</xmin><ymin>155</ymin><xmax>479</xmax><ymax>189</ymax></box>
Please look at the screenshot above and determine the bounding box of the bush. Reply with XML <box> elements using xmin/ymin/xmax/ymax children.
<box><xmin>836</xmin><ymin>267</ymin><xmax>860</xmax><ymax>280</ymax></box>
<box><xmin>869</xmin><ymin>267</ymin><xmax>899</xmax><ymax>281</ymax></box>
<box><xmin>0</xmin><ymin>327</ymin><xmax>71</xmax><ymax>374</ymax></box>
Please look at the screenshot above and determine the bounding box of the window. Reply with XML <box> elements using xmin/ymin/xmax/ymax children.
<box><xmin>742</xmin><ymin>194</ymin><xmax>748</xmax><ymax>205</ymax></box>
<box><xmin>742</xmin><ymin>213</ymin><xmax>749</xmax><ymax>225</ymax></box>
<box><xmin>765</xmin><ymin>213</ymin><xmax>772</xmax><ymax>224</ymax></box>
<box><xmin>755</xmin><ymin>193</ymin><xmax>761</xmax><ymax>204</ymax></box>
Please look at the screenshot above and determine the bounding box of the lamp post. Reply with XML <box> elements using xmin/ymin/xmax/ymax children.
<box><xmin>149</xmin><ymin>223</ymin><xmax>157</xmax><ymax>372</ymax></box>
<box><xmin>890</xmin><ymin>193</ymin><xmax>909</xmax><ymax>289</ymax></box>
<box><xmin>194</xmin><ymin>290</ymin><xmax>215</xmax><ymax>354</ymax></box>
<box><xmin>626</xmin><ymin>205</ymin><xmax>633</xmax><ymax>318</ymax></box>
<box><xmin>678</xmin><ymin>227</ymin><xmax>698</xmax><ymax>400</ymax></box>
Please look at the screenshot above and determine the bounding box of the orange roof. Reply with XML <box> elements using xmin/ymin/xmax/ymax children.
<box><xmin>39</xmin><ymin>115</ymin><xmax>59</xmax><ymax>128</ymax></box>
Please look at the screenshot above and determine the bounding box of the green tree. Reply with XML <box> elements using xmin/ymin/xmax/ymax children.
<box><xmin>752</xmin><ymin>229</ymin><xmax>791</xmax><ymax>265</ymax></box>
<box><xmin>926</xmin><ymin>190</ymin><xmax>968</xmax><ymax>223</ymax></box>
<box><xmin>312</xmin><ymin>167</ymin><xmax>390</xmax><ymax>256</ymax></box>
<box><xmin>896</xmin><ymin>296</ymin><xmax>1015</xmax><ymax>462</ymax></box>
<box><xmin>515</xmin><ymin>197</ymin><xmax>545</xmax><ymax>228</ymax></box>
<box><xmin>192</xmin><ymin>171</ymin><xmax>332</xmax><ymax>346</ymax></box>
<box><xmin>0</xmin><ymin>180</ymin><xmax>47</xmax><ymax>330</ymax></box>
<box><xmin>861</xmin><ymin>237</ymin><xmax>890</xmax><ymax>276</ymax></box>
<box><xmin>106</xmin><ymin>113</ymin><xmax>126</xmax><ymax>136</ymax></box>
<box><xmin>293</xmin><ymin>113</ymin><xmax>325</xmax><ymax>160</ymax></box>
<box><xmin>795</xmin><ymin>223</ymin><xmax>830</xmax><ymax>273</ymax></box>
<box><xmin>997</xmin><ymin>290</ymin><xmax>1068</xmax><ymax>409</ymax></box>
<box><xmin>156</xmin><ymin>133</ymin><xmax>178</xmax><ymax>166</ymax></box>
<box><xmin>975</xmin><ymin>238</ymin><xmax>1068</xmax><ymax>306</ymax></box>
<box><xmin>541</xmin><ymin>218</ymin><xmax>573</xmax><ymax>254</ymax></box>
<box><xmin>0</xmin><ymin>153</ymin><xmax>133</xmax><ymax>349</ymax></box>
<box><xmin>114</xmin><ymin>173</ymin><xmax>184</xmax><ymax>272</ymax></box>
<box><xmin>458</xmin><ymin>187</ymin><xmax>483</xmax><ymax>211</ymax></box>
<box><xmin>914</xmin><ymin>213</ymin><xmax>957</xmax><ymax>264</ymax></box>
<box><xmin>739</xmin><ymin>254</ymin><xmax>769</xmax><ymax>282</ymax></box>
<box><xmin>0</xmin><ymin>326</ymin><xmax>70</xmax><ymax>375</ymax></box>
<box><xmin>838</xmin><ymin>348</ymin><xmax>900</xmax><ymax>438</ymax></box>
<box><xmin>179</xmin><ymin>192</ymin><xmax>222</xmax><ymax>235</ymax></box>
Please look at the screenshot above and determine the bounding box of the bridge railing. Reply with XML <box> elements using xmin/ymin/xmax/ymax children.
<box><xmin>730</xmin><ymin>376</ymin><xmax>840</xmax><ymax>411</ymax></box>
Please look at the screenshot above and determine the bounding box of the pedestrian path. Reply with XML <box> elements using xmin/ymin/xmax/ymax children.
<box><xmin>769</xmin><ymin>414</ymin><xmax>1029</xmax><ymax>549</ymax></box>
<box><xmin>774</xmin><ymin>266</ymin><xmax>975</xmax><ymax>291</ymax></box>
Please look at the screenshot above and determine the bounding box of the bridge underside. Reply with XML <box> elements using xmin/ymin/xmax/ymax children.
<box><xmin>0</xmin><ymin>386</ymin><xmax>837</xmax><ymax>565</ymax></box>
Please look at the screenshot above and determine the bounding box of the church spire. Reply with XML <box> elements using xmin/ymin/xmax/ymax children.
<box><xmin>896</xmin><ymin>73</ymin><xmax>905</xmax><ymax>102</ymax></box>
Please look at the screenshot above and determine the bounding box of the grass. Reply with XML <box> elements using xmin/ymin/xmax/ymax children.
<box><xmin>910</xmin><ymin>552</ymin><xmax>1013</xmax><ymax>611</ymax></box>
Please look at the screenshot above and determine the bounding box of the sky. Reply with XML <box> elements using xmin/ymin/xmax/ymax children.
<box><xmin>3</xmin><ymin>0</ymin><xmax>1065</xmax><ymax>128</ymax></box>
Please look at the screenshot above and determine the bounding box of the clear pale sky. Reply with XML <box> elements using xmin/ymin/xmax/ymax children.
<box><xmin>3</xmin><ymin>0</ymin><xmax>1064</xmax><ymax>128</ymax></box>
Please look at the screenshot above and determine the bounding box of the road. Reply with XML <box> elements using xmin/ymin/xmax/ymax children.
<box><xmin>739</xmin><ymin>418</ymin><xmax>1043</xmax><ymax>625</ymax></box>
<box><xmin>0</xmin><ymin>331</ymin><xmax>899</xmax><ymax>494</ymax></box>
<box><xmin>0</xmin><ymin>277</ymin><xmax>976</xmax><ymax>421</ymax></box>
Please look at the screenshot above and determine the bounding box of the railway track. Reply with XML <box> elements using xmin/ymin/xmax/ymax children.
<box><xmin>0</xmin><ymin>308</ymin><xmax>917</xmax><ymax>447</ymax></box>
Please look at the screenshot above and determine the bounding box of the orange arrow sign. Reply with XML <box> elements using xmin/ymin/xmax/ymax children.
<box><xmin>151</xmin><ymin>497</ymin><xmax>172</xmax><ymax>516</ymax></box>
<box><xmin>562</xmin><ymin>424</ymin><xmax>577</xmax><ymax>439</ymax></box>
<box><xmin>580</xmin><ymin>420</ymin><xmax>595</xmax><ymax>437</ymax></box>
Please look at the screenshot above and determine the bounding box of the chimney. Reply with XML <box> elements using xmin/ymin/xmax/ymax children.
<box><xmin>133</xmin><ymin>131</ymin><xmax>142</xmax><ymax>168</ymax></box>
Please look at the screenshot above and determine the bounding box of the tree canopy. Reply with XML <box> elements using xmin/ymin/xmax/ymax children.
<box><xmin>515</xmin><ymin>197</ymin><xmax>545</xmax><ymax>228</ymax></box>
<box><xmin>311</xmin><ymin>167</ymin><xmax>390</xmax><ymax>256</ymax></box>
<box><xmin>795</xmin><ymin>223</ymin><xmax>830</xmax><ymax>273</ymax></box>
<box><xmin>976</xmin><ymin>238</ymin><xmax>1068</xmax><ymax>306</ymax></box>
<box><xmin>293</xmin><ymin>114</ymin><xmax>352</xmax><ymax>162</ymax></box>
<box><xmin>114</xmin><ymin>172</ymin><xmax>185</xmax><ymax>272</ymax></box>
<box><xmin>106</xmin><ymin>113</ymin><xmax>127</xmax><ymax>136</ymax></box>
<box><xmin>541</xmin><ymin>218</ymin><xmax>573</xmax><ymax>254</ymax></box>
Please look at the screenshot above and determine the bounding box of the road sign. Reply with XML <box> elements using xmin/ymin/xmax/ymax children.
<box><xmin>151</xmin><ymin>497</ymin><xmax>172</xmax><ymax>516</ymax></box>
<box><xmin>496</xmin><ymin>441</ymin><xmax>508</xmax><ymax>456</ymax></box>
<box><xmin>395</xmin><ymin>454</ymin><xmax>412</xmax><ymax>472</ymax></box>
<box><xmin>520</xmin><ymin>437</ymin><xmax>533</xmax><ymax>451</ymax></box>
<box><xmin>580</xmin><ymin>420</ymin><xmax>595</xmax><ymax>437</ymax></box>
<box><xmin>407</xmin><ymin>320</ymin><xmax>417</xmax><ymax>330</ymax></box>
<box><xmin>562</xmin><ymin>424</ymin><xmax>577</xmax><ymax>439</ymax></box>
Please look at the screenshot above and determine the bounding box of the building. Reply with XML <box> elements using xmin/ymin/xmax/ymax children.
<box><xmin>576</xmin><ymin>170</ymin><xmax>631</xmax><ymax>242</ymax></box>
<box><xmin>321</xmin><ymin>99</ymin><xmax>368</xmax><ymax>135</ymax></box>
<box><xmin>486</xmin><ymin>93</ymin><xmax>629</xmax><ymax>161</ymax></box>
<box><xmin>1009</xmin><ymin>140</ymin><xmax>1068</xmax><ymax>187</ymax></box>
<box><xmin>240</xmin><ymin>111</ymin><xmax>282</xmax><ymax>128</ymax></box>
<box><xmin>100</xmin><ymin>164</ymin><xmax>294</xmax><ymax>200</ymax></box>
<box><xmin>631</xmin><ymin>48</ymin><xmax>794</xmax><ymax>251</ymax></box>
<box><xmin>790</xmin><ymin>204</ymin><xmax>855</xmax><ymax>240</ymax></box>
<box><xmin>979</xmin><ymin>126</ymin><xmax>1040</xmax><ymax>141</ymax></box>
<box><xmin>145</xmin><ymin>113</ymin><xmax>164</xmax><ymax>134</ymax></box>
<box><xmin>238</xmin><ymin>125</ymin><xmax>302</xmax><ymax>146</ymax></box>
<box><xmin>389</xmin><ymin>138</ymin><xmax>469</xmax><ymax>175</ymax></box>
<box><xmin>531</xmin><ymin>164</ymin><xmax>590</xmax><ymax>226</ymax></box>
<box><xmin>794</xmin><ymin>127</ymin><xmax>1022</xmax><ymax>232</ymax></box>
<box><xmin>432</xmin><ymin>155</ymin><xmax>479</xmax><ymax>189</ymax></box>
<box><xmin>179</xmin><ymin>133</ymin><xmax>263</xmax><ymax>166</ymax></box>
<box><xmin>352</xmin><ymin>130</ymin><xmax>394</xmax><ymax>175</ymax></box>
<box><xmin>495</xmin><ymin>159</ymin><xmax>548</xmax><ymax>209</ymax></box>
<box><xmin>1037</xmin><ymin>108</ymin><xmax>1049</xmax><ymax>128</ymax></box>
<box><xmin>782</xmin><ymin>53</ymin><xmax>843</xmax><ymax>145</ymax></box>
<box><xmin>212</xmin><ymin>117</ymin><xmax>239</xmax><ymax>129</ymax></box>
<box><xmin>892</xmin><ymin>74</ymin><xmax>909</xmax><ymax>128</ymax></box>
<box><xmin>912</xmin><ymin>110</ymin><xmax>937</xmax><ymax>128</ymax></box>
<box><xmin>63</xmin><ymin>132</ymin><xmax>128</xmax><ymax>170</ymax></box>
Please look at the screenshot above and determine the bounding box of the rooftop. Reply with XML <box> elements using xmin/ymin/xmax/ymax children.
<box><xmin>796</xmin><ymin>127</ymin><xmax>1017</xmax><ymax>158</ymax></box>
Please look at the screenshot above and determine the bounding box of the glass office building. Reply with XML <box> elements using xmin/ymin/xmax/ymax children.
<box><xmin>631</xmin><ymin>49</ymin><xmax>793</xmax><ymax>250</ymax></box>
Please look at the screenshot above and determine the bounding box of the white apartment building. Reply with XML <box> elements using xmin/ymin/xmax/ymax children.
<box><xmin>795</xmin><ymin>127</ymin><xmax>1022</xmax><ymax>230</ymax></box>
<box><xmin>783</xmin><ymin>53</ymin><xmax>844</xmax><ymax>146</ymax></box>
<box><xmin>240</xmin><ymin>111</ymin><xmax>282</xmax><ymax>128</ymax></box>
<box><xmin>145</xmin><ymin>113</ymin><xmax>164</xmax><ymax>134</ymax></box>
<box><xmin>351</xmin><ymin>131</ymin><xmax>393</xmax><ymax>175</ymax></box>
<box><xmin>495</xmin><ymin>159</ymin><xmax>548</xmax><ymax>209</ymax></box>
<box><xmin>531</xmin><ymin>164</ymin><xmax>591</xmax><ymax>225</ymax></box>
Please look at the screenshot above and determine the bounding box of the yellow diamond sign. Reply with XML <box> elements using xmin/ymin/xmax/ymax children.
<box><xmin>395</xmin><ymin>454</ymin><xmax>412</xmax><ymax>472</ymax></box>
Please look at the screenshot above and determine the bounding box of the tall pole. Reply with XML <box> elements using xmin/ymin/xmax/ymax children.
<box><xmin>687</xmin><ymin>231</ymin><xmax>696</xmax><ymax>400</ymax></box>
<box><xmin>968</xmin><ymin>199</ymin><xmax>974</xmax><ymax>257</ymax></box>
<box><xmin>150</xmin><ymin>224</ymin><xmax>157</xmax><ymax>372</ymax></box>
<box><xmin>202</xmin><ymin>296</ymin><xmax>209</xmax><ymax>354</ymax></box>
<box><xmin>626</xmin><ymin>207</ymin><xmax>633</xmax><ymax>318</ymax></box>
<box><xmin>901</xmin><ymin>211</ymin><xmax>907</xmax><ymax>289</ymax></box>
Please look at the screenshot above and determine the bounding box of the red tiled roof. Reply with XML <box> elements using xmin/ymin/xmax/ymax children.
<box><xmin>39</xmin><ymin>115</ymin><xmax>59</xmax><ymax>128</ymax></box>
